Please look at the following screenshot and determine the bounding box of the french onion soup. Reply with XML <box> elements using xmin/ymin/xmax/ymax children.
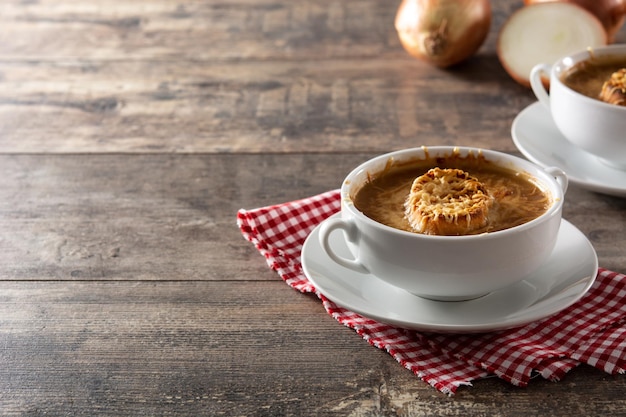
<box><xmin>560</xmin><ymin>54</ymin><xmax>626</xmax><ymax>106</ymax></box>
<box><xmin>353</xmin><ymin>152</ymin><xmax>552</xmax><ymax>236</ymax></box>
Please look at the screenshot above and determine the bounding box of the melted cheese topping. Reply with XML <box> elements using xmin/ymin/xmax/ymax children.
<box><xmin>600</xmin><ymin>68</ymin><xmax>626</xmax><ymax>106</ymax></box>
<box><xmin>404</xmin><ymin>168</ymin><xmax>494</xmax><ymax>235</ymax></box>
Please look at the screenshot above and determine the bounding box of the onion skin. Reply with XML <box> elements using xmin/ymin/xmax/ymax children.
<box><xmin>524</xmin><ymin>0</ymin><xmax>626</xmax><ymax>42</ymax></box>
<box><xmin>395</xmin><ymin>0</ymin><xmax>492</xmax><ymax>68</ymax></box>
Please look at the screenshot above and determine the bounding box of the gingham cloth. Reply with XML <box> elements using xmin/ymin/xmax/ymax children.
<box><xmin>237</xmin><ymin>190</ymin><xmax>626</xmax><ymax>394</ymax></box>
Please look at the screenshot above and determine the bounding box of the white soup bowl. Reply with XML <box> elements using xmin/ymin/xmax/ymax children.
<box><xmin>530</xmin><ymin>44</ymin><xmax>626</xmax><ymax>169</ymax></box>
<box><xmin>318</xmin><ymin>147</ymin><xmax>568</xmax><ymax>301</ymax></box>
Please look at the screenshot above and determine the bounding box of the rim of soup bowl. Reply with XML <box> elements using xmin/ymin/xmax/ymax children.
<box><xmin>551</xmin><ymin>44</ymin><xmax>626</xmax><ymax>113</ymax></box>
<box><xmin>341</xmin><ymin>146</ymin><xmax>565</xmax><ymax>240</ymax></box>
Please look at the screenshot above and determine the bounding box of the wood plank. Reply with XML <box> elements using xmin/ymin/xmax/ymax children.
<box><xmin>0</xmin><ymin>0</ymin><xmax>623</xmax><ymax>154</ymax></box>
<box><xmin>0</xmin><ymin>280</ymin><xmax>624</xmax><ymax>416</ymax></box>
<box><xmin>2</xmin><ymin>0</ymin><xmax>621</xmax><ymax>62</ymax></box>
<box><xmin>0</xmin><ymin>153</ymin><xmax>355</xmax><ymax>280</ymax></box>
<box><xmin>0</xmin><ymin>58</ymin><xmax>534</xmax><ymax>153</ymax></box>
<box><xmin>1</xmin><ymin>154</ymin><xmax>624</xmax><ymax>281</ymax></box>
<box><xmin>0</xmin><ymin>0</ymin><xmax>412</xmax><ymax>61</ymax></box>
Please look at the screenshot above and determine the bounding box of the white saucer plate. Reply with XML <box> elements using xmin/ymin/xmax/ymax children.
<box><xmin>301</xmin><ymin>213</ymin><xmax>598</xmax><ymax>333</ymax></box>
<box><xmin>512</xmin><ymin>101</ymin><xmax>626</xmax><ymax>197</ymax></box>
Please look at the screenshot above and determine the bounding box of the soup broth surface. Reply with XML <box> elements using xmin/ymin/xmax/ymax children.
<box><xmin>353</xmin><ymin>157</ymin><xmax>551</xmax><ymax>235</ymax></box>
<box><xmin>561</xmin><ymin>55</ymin><xmax>626</xmax><ymax>101</ymax></box>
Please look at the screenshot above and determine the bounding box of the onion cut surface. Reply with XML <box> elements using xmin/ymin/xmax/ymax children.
<box><xmin>524</xmin><ymin>0</ymin><xmax>626</xmax><ymax>43</ymax></box>
<box><xmin>498</xmin><ymin>2</ymin><xmax>607</xmax><ymax>86</ymax></box>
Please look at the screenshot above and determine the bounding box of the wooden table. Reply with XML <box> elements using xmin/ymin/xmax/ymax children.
<box><xmin>1</xmin><ymin>0</ymin><xmax>625</xmax><ymax>415</ymax></box>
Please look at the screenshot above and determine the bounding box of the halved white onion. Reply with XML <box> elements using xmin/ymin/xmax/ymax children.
<box><xmin>498</xmin><ymin>2</ymin><xmax>607</xmax><ymax>87</ymax></box>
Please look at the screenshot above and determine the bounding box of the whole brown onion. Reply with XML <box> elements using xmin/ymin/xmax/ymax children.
<box><xmin>395</xmin><ymin>0</ymin><xmax>492</xmax><ymax>68</ymax></box>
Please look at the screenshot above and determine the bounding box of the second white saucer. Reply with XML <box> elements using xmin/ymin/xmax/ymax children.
<box><xmin>301</xmin><ymin>213</ymin><xmax>598</xmax><ymax>333</ymax></box>
<box><xmin>512</xmin><ymin>102</ymin><xmax>626</xmax><ymax>197</ymax></box>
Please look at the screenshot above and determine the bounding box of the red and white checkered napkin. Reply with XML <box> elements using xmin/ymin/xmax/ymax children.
<box><xmin>237</xmin><ymin>190</ymin><xmax>626</xmax><ymax>394</ymax></box>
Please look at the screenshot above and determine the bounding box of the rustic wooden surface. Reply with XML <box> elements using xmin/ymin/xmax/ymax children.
<box><xmin>0</xmin><ymin>0</ymin><xmax>625</xmax><ymax>415</ymax></box>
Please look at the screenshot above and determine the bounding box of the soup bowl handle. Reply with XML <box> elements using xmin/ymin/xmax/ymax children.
<box><xmin>544</xmin><ymin>166</ymin><xmax>568</xmax><ymax>194</ymax></box>
<box><xmin>319</xmin><ymin>217</ymin><xmax>369</xmax><ymax>274</ymax></box>
<box><xmin>530</xmin><ymin>63</ymin><xmax>552</xmax><ymax>110</ymax></box>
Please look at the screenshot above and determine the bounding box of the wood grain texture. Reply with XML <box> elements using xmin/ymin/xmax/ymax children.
<box><xmin>0</xmin><ymin>0</ymin><xmax>623</xmax><ymax>154</ymax></box>
<box><xmin>0</xmin><ymin>0</ymin><xmax>398</xmax><ymax>61</ymax></box>
<box><xmin>1</xmin><ymin>154</ymin><xmax>624</xmax><ymax>281</ymax></box>
<box><xmin>0</xmin><ymin>281</ymin><xmax>624</xmax><ymax>416</ymax></box>
<box><xmin>0</xmin><ymin>0</ymin><xmax>544</xmax><ymax>154</ymax></box>
<box><xmin>0</xmin><ymin>57</ymin><xmax>535</xmax><ymax>153</ymax></box>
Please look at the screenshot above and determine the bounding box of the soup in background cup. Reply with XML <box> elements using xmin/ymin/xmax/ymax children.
<box><xmin>319</xmin><ymin>147</ymin><xmax>568</xmax><ymax>301</ymax></box>
<box><xmin>530</xmin><ymin>44</ymin><xmax>626</xmax><ymax>170</ymax></box>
